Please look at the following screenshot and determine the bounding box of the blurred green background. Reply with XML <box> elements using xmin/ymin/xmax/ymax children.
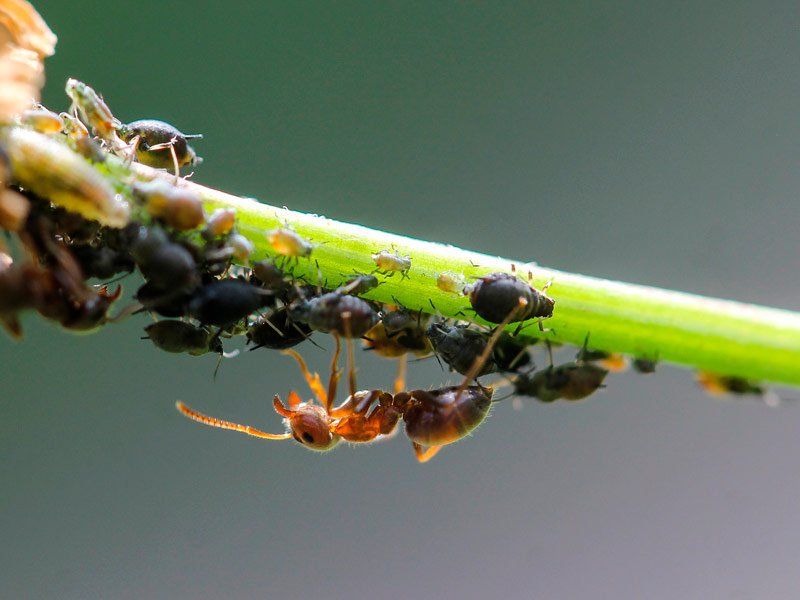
<box><xmin>2</xmin><ymin>2</ymin><xmax>800</xmax><ymax>598</ymax></box>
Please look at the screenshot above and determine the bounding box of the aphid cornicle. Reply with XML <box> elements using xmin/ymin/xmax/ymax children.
<box><xmin>176</xmin><ymin>298</ymin><xmax>528</xmax><ymax>462</ymax></box>
<box><xmin>371</xmin><ymin>249</ymin><xmax>411</xmax><ymax>279</ymax></box>
<box><xmin>288</xmin><ymin>291</ymin><xmax>379</xmax><ymax>338</ymax></box>
<box><xmin>117</xmin><ymin>119</ymin><xmax>202</xmax><ymax>174</ymax></box>
<box><xmin>467</xmin><ymin>272</ymin><xmax>554</xmax><ymax>324</ymax></box>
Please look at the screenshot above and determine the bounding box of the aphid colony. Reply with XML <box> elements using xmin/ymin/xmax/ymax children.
<box><xmin>0</xmin><ymin>78</ymin><xmax>784</xmax><ymax>463</ymax></box>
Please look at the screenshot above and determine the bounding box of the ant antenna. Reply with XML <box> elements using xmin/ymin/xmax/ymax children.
<box><xmin>175</xmin><ymin>401</ymin><xmax>291</xmax><ymax>440</ymax></box>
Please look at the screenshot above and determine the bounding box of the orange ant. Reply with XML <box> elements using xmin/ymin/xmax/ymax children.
<box><xmin>177</xmin><ymin>298</ymin><xmax>528</xmax><ymax>462</ymax></box>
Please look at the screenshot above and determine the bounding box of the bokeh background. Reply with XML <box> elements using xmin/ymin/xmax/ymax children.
<box><xmin>3</xmin><ymin>2</ymin><xmax>800</xmax><ymax>598</ymax></box>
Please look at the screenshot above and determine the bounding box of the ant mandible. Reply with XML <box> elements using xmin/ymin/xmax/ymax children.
<box><xmin>177</xmin><ymin>298</ymin><xmax>528</xmax><ymax>463</ymax></box>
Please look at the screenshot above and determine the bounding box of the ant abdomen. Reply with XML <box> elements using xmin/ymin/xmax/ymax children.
<box><xmin>399</xmin><ymin>386</ymin><xmax>493</xmax><ymax>447</ymax></box>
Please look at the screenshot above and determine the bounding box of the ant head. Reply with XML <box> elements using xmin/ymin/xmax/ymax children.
<box><xmin>272</xmin><ymin>396</ymin><xmax>340</xmax><ymax>451</ymax></box>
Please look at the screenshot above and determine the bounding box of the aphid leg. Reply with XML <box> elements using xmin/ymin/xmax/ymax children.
<box><xmin>147</xmin><ymin>137</ymin><xmax>181</xmax><ymax>178</ymax></box>
<box><xmin>393</xmin><ymin>354</ymin><xmax>407</xmax><ymax>395</ymax></box>
<box><xmin>456</xmin><ymin>297</ymin><xmax>528</xmax><ymax>399</ymax></box>
<box><xmin>281</xmin><ymin>348</ymin><xmax>328</xmax><ymax>404</ymax></box>
<box><xmin>124</xmin><ymin>135</ymin><xmax>140</xmax><ymax>166</ymax></box>
<box><xmin>175</xmin><ymin>401</ymin><xmax>291</xmax><ymax>440</ymax></box>
<box><xmin>326</xmin><ymin>335</ymin><xmax>342</xmax><ymax>413</ymax></box>
<box><xmin>341</xmin><ymin>312</ymin><xmax>358</xmax><ymax>397</ymax></box>
<box><xmin>545</xmin><ymin>340</ymin><xmax>554</xmax><ymax>368</ymax></box>
<box><xmin>412</xmin><ymin>442</ymin><xmax>442</xmax><ymax>463</ymax></box>
<box><xmin>541</xmin><ymin>279</ymin><xmax>553</xmax><ymax>293</ymax></box>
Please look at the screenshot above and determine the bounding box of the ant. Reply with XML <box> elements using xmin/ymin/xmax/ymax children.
<box><xmin>466</xmin><ymin>271</ymin><xmax>554</xmax><ymax>326</ymax></box>
<box><xmin>371</xmin><ymin>247</ymin><xmax>411</xmax><ymax>279</ymax></box>
<box><xmin>176</xmin><ymin>298</ymin><xmax>529</xmax><ymax>462</ymax></box>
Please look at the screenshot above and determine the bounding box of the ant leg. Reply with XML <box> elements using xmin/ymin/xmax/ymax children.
<box><xmin>412</xmin><ymin>443</ymin><xmax>442</xmax><ymax>464</ymax></box>
<box><xmin>176</xmin><ymin>401</ymin><xmax>291</xmax><ymax>440</ymax></box>
<box><xmin>456</xmin><ymin>297</ymin><xmax>529</xmax><ymax>398</ymax></box>
<box><xmin>393</xmin><ymin>354</ymin><xmax>407</xmax><ymax>395</ymax></box>
<box><xmin>281</xmin><ymin>349</ymin><xmax>327</xmax><ymax>405</ymax></box>
<box><xmin>341</xmin><ymin>312</ymin><xmax>358</xmax><ymax>397</ymax></box>
<box><xmin>325</xmin><ymin>335</ymin><xmax>342</xmax><ymax>413</ymax></box>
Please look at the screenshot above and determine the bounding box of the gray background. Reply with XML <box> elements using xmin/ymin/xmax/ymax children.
<box><xmin>2</xmin><ymin>2</ymin><xmax>800</xmax><ymax>598</ymax></box>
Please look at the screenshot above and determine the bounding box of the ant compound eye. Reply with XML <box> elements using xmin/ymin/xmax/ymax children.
<box><xmin>301</xmin><ymin>432</ymin><xmax>315</xmax><ymax>444</ymax></box>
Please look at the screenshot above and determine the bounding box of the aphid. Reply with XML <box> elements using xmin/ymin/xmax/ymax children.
<box><xmin>0</xmin><ymin>188</ymin><xmax>30</xmax><ymax>231</ymax></box>
<box><xmin>336</xmin><ymin>273</ymin><xmax>380</xmax><ymax>296</ymax></box>
<box><xmin>246</xmin><ymin>307</ymin><xmax>312</xmax><ymax>351</ymax></box>
<box><xmin>117</xmin><ymin>119</ymin><xmax>202</xmax><ymax>175</ymax></box>
<box><xmin>135</xmin><ymin>280</ymin><xmax>193</xmax><ymax>318</ymax></box>
<box><xmin>371</xmin><ymin>248</ymin><xmax>411</xmax><ymax>279</ymax></box>
<box><xmin>467</xmin><ymin>272</ymin><xmax>554</xmax><ymax>325</ymax></box>
<box><xmin>512</xmin><ymin>337</ymin><xmax>608</xmax><ymax>403</ymax></box>
<box><xmin>632</xmin><ymin>358</ymin><xmax>658</xmax><ymax>374</ymax></box>
<box><xmin>2</xmin><ymin>127</ymin><xmax>130</xmax><ymax>227</ymax></box>
<box><xmin>204</xmin><ymin>208</ymin><xmax>236</xmax><ymax>238</ymax></box>
<box><xmin>176</xmin><ymin>298</ymin><xmax>527</xmax><ymax>462</ymax></box>
<box><xmin>288</xmin><ymin>291</ymin><xmax>379</xmax><ymax>338</ymax></box>
<box><xmin>491</xmin><ymin>331</ymin><xmax>534</xmax><ymax>373</ymax></box>
<box><xmin>426</xmin><ymin>321</ymin><xmax>497</xmax><ymax>377</ymax></box>
<box><xmin>59</xmin><ymin>111</ymin><xmax>89</xmax><ymax>140</ymax></box>
<box><xmin>131</xmin><ymin>226</ymin><xmax>199</xmax><ymax>290</ymax></box>
<box><xmin>577</xmin><ymin>336</ymin><xmax>628</xmax><ymax>373</ymax></box>
<box><xmin>0</xmin><ymin>258</ymin><xmax>44</xmax><ymax>338</ymax></box>
<box><xmin>71</xmin><ymin>244</ymin><xmax>134</xmax><ymax>280</ymax></box>
<box><xmin>696</xmin><ymin>372</ymin><xmax>779</xmax><ymax>407</ymax></box>
<box><xmin>143</xmin><ymin>320</ymin><xmax>222</xmax><ymax>356</ymax></box>
<box><xmin>267</xmin><ymin>227</ymin><xmax>313</xmax><ymax>260</ymax></box>
<box><xmin>53</xmin><ymin>284</ymin><xmax>122</xmax><ymax>331</ymax></box>
<box><xmin>364</xmin><ymin>309</ymin><xmax>432</xmax><ymax>358</ymax></box>
<box><xmin>64</xmin><ymin>78</ymin><xmax>123</xmax><ymax>147</ymax></box>
<box><xmin>188</xmin><ymin>278</ymin><xmax>274</xmax><ymax>327</ymax></box>
<box><xmin>132</xmin><ymin>180</ymin><xmax>205</xmax><ymax>231</ymax></box>
<box><xmin>18</xmin><ymin>107</ymin><xmax>63</xmax><ymax>133</ymax></box>
<box><xmin>227</xmin><ymin>233</ymin><xmax>254</xmax><ymax>263</ymax></box>
<box><xmin>436</xmin><ymin>271</ymin><xmax>466</xmax><ymax>294</ymax></box>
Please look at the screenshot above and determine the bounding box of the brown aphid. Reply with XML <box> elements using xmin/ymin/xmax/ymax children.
<box><xmin>133</xmin><ymin>180</ymin><xmax>205</xmax><ymax>231</ymax></box>
<box><xmin>364</xmin><ymin>316</ymin><xmax>432</xmax><ymax>359</ymax></box>
<box><xmin>267</xmin><ymin>227</ymin><xmax>313</xmax><ymax>258</ymax></box>
<box><xmin>19</xmin><ymin>107</ymin><xmax>63</xmax><ymax>133</ymax></box>
<box><xmin>204</xmin><ymin>208</ymin><xmax>236</xmax><ymax>238</ymax></box>
<box><xmin>176</xmin><ymin>297</ymin><xmax>527</xmax><ymax>462</ymax></box>
<box><xmin>372</xmin><ymin>248</ymin><xmax>411</xmax><ymax>279</ymax></box>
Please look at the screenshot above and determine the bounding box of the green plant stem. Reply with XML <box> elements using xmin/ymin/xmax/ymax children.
<box><xmin>128</xmin><ymin>165</ymin><xmax>800</xmax><ymax>388</ymax></box>
<box><xmin>8</xmin><ymin>127</ymin><xmax>800</xmax><ymax>387</ymax></box>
